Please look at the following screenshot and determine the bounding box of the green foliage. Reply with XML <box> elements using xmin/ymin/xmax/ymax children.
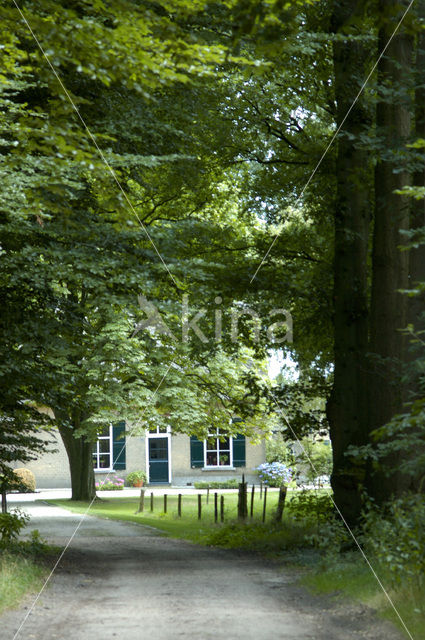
<box><xmin>363</xmin><ymin>493</ymin><xmax>425</xmax><ymax>590</ymax></box>
<box><xmin>200</xmin><ymin>521</ymin><xmax>305</xmax><ymax>551</ymax></box>
<box><xmin>0</xmin><ymin>0</ymin><xmax>339</xmax><ymax>501</ymax></box>
<box><xmin>295</xmin><ymin>439</ymin><xmax>333</xmax><ymax>485</ymax></box>
<box><xmin>0</xmin><ymin>508</ymin><xmax>29</xmax><ymax>545</ymax></box>
<box><xmin>272</xmin><ymin>371</ymin><xmax>331</xmax><ymax>442</ymax></box>
<box><xmin>0</xmin><ymin>0</ymin><xmax>275</xmax><ymax>499</ymax></box>
<box><xmin>266</xmin><ymin>434</ymin><xmax>295</xmax><ymax>464</ymax></box>
<box><xmin>0</xmin><ymin>530</ymin><xmax>57</xmax><ymax>614</ymax></box>
<box><xmin>0</xmin><ymin>417</ymin><xmax>52</xmax><ymax>492</ymax></box>
<box><xmin>302</xmin><ymin>551</ymin><xmax>425</xmax><ymax>640</ymax></box>
<box><xmin>287</xmin><ymin>489</ymin><xmax>334</xmax><ymax>523</ymax></box>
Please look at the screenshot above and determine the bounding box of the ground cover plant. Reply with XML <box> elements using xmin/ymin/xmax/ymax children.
<box><xmin>0</xmin><ymin>551</ymin><xmax>46</xmax><ymax>615</ymax></box>
<box><xmin>193</xmin><ymin>480</ymin><xmax>239</xmax><ymax>490</ymax></box>
<box><xmin>0</xmin><ymin>530</ymin><xmax>59</xmax><ymax>614</ymax></box>
<box><xmin>301</xmin><ymin>552</ymin><xmax>425</xmax><ymax>640</ymax></box>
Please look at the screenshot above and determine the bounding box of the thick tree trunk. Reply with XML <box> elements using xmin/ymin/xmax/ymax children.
<box><xmin>404</xmin><ymin>3</ymin><xmax>425</xmax><ymax>491</ymax></box>
<box><xmin>58</xmin><ymin>423</ymin><xmax>96</xmax><ymax>501</ymax></box>
<box><xmin>409</xmin><ymin>1</ymin><xmax>425</xmax><ymax>357</ymax></box>
<box><xmin>367</xmin><ymin>0</ymin><xmax>412</xmax><ymax>503</ymax></box>
<box><xmin>327</xmin><ymin>0</ymin><xmax>372</xmax><ymax>525</ymax></box>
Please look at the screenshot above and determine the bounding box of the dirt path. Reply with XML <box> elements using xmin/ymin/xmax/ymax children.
<box><xmin>2</xmin><ymin>501</ymin><xmax>405</xmax><ymax>640</ymax></box>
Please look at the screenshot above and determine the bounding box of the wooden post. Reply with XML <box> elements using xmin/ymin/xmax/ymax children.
<box><xmin>273</xmin><ymin>486</ymin><xmax>287</xmax><ymax>524</ymax></box>
<box><xmin>250</xmin><ymin>484</ymin><xmax>255</xmax><ymax>518</ymax></box>
<box><xmin>178</xmin><ymin>493</ymin><xmax>182</xmax><ymax>517</ymax></box>
<box><xmin>214</xmin><ymin>492</ymin><xmax>218</xmax><ymax>523</ymax></box>
<box><xmin>262</xmin><ymin>486</ymin><xmax>268</xmax><ymax>523</ymax></box>
<box><xmin>135</xmin><ymin>488</ymin><xmax>145</xmax><ymax>513</ymax></box>
<box><xmin>163</xmin><ymin>494</ymin><xmax>167</xmax><ymax>513</ymax></box>
<box><xmin>1</xmin><ymin>488</ymin><xmax>7</xmax><ymax>514</ymax></box>
<box><xmin>198</xmin><ymin>494</ymin><xmax>202</xmax><ymax>520</ymax></box>
<box><xmin>150</xmin><ymin>491</ymin><xmax>154</xmax><ymax>512</ymax></box>
<box><xmin>260</xmin><ymin>481</ymin><xmax>263</xmax><ymax>499</ymax></box>
<box><xmin>220</xmin><ymin>495</ymin><xmax>224</xmax><ymax>522</ymax></box>
<box><xmin>238</xmin><ymin>476</ymin><xmax>248</xmax><ymax>520</ymax></box>
<box><xmin>206</xmin><ymin>486</ymin><xmax>210</xmax><ymax>504</ymax></box>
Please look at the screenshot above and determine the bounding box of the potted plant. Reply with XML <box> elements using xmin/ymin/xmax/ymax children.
<box><xmin>126</xmin><ymin>470</ymin><xmax>147</xmax><ymax>487</ymax></box>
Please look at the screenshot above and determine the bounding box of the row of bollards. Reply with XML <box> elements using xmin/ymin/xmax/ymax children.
<box><xmin>135</xmin><ymin>479</ymin><xmax>287</xmax><ymax>523</ymax></box>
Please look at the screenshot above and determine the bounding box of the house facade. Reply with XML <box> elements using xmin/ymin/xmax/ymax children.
<box><xmin>22</xmin><ymin>423</ymin><xmax>265</xmax><ymax>488</ymax></box>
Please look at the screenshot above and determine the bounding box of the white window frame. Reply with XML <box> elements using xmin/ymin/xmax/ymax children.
<box><xmin>204</xmin><ymin>428</ymin><xmax>233</xmax><ymax>468</ymax></box>
<box><xmin>146</xmin><ymin>425</ymin><xmax>171</xmax><ymax>435</ymax></box>
<box><xmin>93</xmin><ymin>424</ymin><xmax>114</xmax><ymax>472</ymax></box>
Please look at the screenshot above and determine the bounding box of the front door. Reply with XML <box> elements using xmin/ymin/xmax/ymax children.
<box><xmin>148</xmin><ymin>437</ymin><xmax>169</xmax><ymax>483</ymax></box>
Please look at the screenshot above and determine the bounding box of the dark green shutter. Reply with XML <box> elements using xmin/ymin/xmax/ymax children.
<box><xmin>232</xmin><ymin>434</ymin><xmax>246</xmax><ymax>467</ymax></box>
<box><xmin>190</xmin><ymin>436</ymin><xmax>204</xmax><ymax>468</ymax></box>
<box><xmin>112</xmin><ymin>422</ymin><xmax>126</xmax><ymax>470</ymax></box>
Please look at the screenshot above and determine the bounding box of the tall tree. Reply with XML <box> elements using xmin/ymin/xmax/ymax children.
<box><xmin>367</xmin><ymin>0</ymin><xmax>413</xmax><ymax>503</ymax></box>
<box><xmin>1</xmin><ymin>0</ymin><xmax>277</xmax><ymax>499</ymax></box>
<box><xmin>326</xmin><ymin>0</ymin><xmax>372</xmax><ymax>524</ymax></box>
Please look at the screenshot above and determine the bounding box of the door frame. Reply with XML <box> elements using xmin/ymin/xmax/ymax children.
<box><xmin>145</xmin><ymin>429</ymin><xmax>172</xmax><ymax>484</ymax></box>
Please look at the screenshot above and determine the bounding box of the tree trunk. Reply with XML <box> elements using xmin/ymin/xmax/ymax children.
<box><xmin>327</xmin><ymin>0</ymin><xmax>372</xmax><ymax>525</ymax></box>
<box><xmin>403</xmin><ymin>1</ymin><xmax>425</xmax><ymax>492</ymax></box>
<box><xmin>409</xmin><ymin>0</ymin><xmax>425</xmax><ymax>362</ymax></box>
<box><xmin>58</xmin><ymin>423</ymin><xmax>96</xmax><ymax>501</ymax></box>
<box><xmin>367</xmin><ymin>0</ymin><xmax>412</xmax><ymax>503</ymax></box>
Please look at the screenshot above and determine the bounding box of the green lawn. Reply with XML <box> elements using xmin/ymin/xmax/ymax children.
<box><xmin>50</xmin><ymin>489</ymin><xmax>284</xmax><ymax>542</ymax></box>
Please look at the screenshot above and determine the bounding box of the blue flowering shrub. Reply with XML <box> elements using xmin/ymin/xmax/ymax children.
<box><xmin>255</xmin><ymin>462</ymin><xmax>292</xmax><ymax>487</ymax></box>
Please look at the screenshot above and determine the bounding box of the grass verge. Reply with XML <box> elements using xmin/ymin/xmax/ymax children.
<box><xmin>0</xmin><ymin>552</ymin><xmax>45</xmax><ymax>614</ymax></box>
<box><xmin>300</xmin><ymin>553</ymin><xmax>425</xmax><ymax>640</ymax></box>
<box><xmin>0</xmin><ymin>537</ymin><xmax>58</xmax><ymax>614</ymax></box>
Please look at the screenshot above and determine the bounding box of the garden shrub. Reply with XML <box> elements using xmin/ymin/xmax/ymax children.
<box><xmin>287</xmin><ymin>489</ymin><xmax>335</xmax><ymax>524</ymax></box>
<box><xmin>255</xmin><ymin>462</ymin><xmax>292</xmax><ymax>487</ymax></box>
<box><xmin>12</xmin><ymin>468</ymin><xmax>36</xmax><ymax>493</ymax></box>
<box><xmin>194</xmin><ymin>479</ymin><xmax>239</xmax><ymax>489</ymax></box>
<box><xmin>202</xmin><ymin>521</ymin><xmax>304</xmax><ymax>551</ymax></box>
<box><xmin>95</xmin><ymin>476</ymin><xmax>125</xmax><ymax>491</ymax></box>
<box><xmin>363</xmin><ymin>493</ymin><xmax>425</xmax><ymax>589</ymax></box>
<box><xmin>294</xmin><ymin>439</ymin><xmax>332</xmax><ymax>486</ymax></box>
<box><xmin>0</xmin><ymin>509</ymin><xmax>29</xmax><ymax>545</ymax></box>
<box><xmin>285</xmin><ymin>489</ymin><xmax>353</xmax><ymax>552</ymax></box>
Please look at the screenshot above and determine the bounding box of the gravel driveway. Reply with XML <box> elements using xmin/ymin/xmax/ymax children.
<box><xmin>1</xmin><ymin>498</ymin><xmax>405</xmax><ymax>640</ymax></box>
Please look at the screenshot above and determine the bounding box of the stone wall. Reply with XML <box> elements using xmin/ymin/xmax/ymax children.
<box><xmin>19</xmin><ymin>430</ymin><xmax>71</xmax><ymax>489</ymax></box>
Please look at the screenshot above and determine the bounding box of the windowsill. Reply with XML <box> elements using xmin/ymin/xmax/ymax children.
<box><xmin>201</xmin><ymin>467</ymin><xmax>236</xmax><ymax>472</ymax></box>
<box><xmin>94</xmin><ymin>469</ymin><xmax>115</xmax><ymax>474</ymax></box>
